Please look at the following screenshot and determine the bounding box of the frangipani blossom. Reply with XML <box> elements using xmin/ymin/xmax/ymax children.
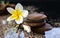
<box><xmin>7</xmin><ymin>3</ymin><xmax>29</xmax><ymax>24</ymax></box>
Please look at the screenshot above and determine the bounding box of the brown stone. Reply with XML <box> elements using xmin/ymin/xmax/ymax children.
<box><xmin>24</xmin><ymin>21</ymin><xmax>45</xmax><ymax>27</ymax></box>
<box><xmin>31</xmin><ymin>23</ymin><xmax>53</xmax><ymax>34</ymax></box>
<box><xmin>24</xmin><ymin>13</ymin><xmax>47</xmax><ymax>27</ymax></box>
<box><xmin>28</xmin><ymin>13</ymin><xmax>47</xmax><ymax>21</ymax></box>
<box><xmin>22</xmin><ymin>13</ymin><xmax>52</xmax><ymax>35</ymax></box>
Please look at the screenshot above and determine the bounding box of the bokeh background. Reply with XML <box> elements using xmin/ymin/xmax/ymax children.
<box><xmin>2</xmin><ymin>0</ymin><xmax>58</xmax><ymax>19</ymax></box>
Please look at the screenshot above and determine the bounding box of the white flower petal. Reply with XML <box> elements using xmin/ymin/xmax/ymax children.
<box><xmin>15</xmin><ymin>17</ymin><xmax>23</xmax><ymax>24</ymax></box>
<box><xmin>23</xmin><ymin>25</ymin><xmax>31</xmax><ymax>33</ymax></box>
<box><xmin>15</xmin><ymin>3</ymin><xmax>23</xmax><ymax>10</ymax></box>
<box><xmin>7</xmin><ymin>7</ymin><xmax>15</xmax><ymax>14</ymax></box>
<box><xmin>23</xmin><ymin>10</ymin><xmax>29</xmax><ymax>18</ymax></box>
<box><xmin>7</xmin><ymin>17</ymin><xmax>14</xmax><ymax>21</ymax></box>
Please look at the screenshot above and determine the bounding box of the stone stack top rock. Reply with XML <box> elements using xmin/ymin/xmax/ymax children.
<box><xmin>24</xmin><ymin>13</ymin><xmax>47</xmax><ymax>27</ymax></box>
<box><xmin>28</xmin><ymin>13</ymin><xmax>47</xmax><ymax>21</ymax></box>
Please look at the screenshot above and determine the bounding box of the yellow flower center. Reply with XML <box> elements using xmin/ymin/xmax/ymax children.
<box><xmin>10</xmin><ymin>8</ymin><xmax>24</xmax><ymax>21</ymax></box>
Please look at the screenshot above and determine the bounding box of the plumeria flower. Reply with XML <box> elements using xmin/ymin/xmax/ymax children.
<box><xmin>7</xmin><ymin>3</ymin><xmax>29</xmax><ymax>24</ymax></box>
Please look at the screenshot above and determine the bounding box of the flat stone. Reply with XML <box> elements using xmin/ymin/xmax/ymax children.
<box><xmin>31</xmin><ymin>23</ymin><xmax>53</xmax><ymax>34</ymax></box>
<box><xmin>24</xmin><ymin>22</ymin><xmax>45</xmax><ymax>27</ymax></box>
<box><xmin>28</xmin><ymin>13</ymin><xmax>47</xmax><ymax>20</ymax></box>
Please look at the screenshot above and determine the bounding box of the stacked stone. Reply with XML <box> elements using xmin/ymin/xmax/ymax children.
<box><xmin>24</xmin><ymin>13</ymin><xmax>53</xmax><ymax>34</ymax></box>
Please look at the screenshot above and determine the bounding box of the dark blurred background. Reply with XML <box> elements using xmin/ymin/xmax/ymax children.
<box><xmin>0</xmin><ymin>0</ymin><xmax>59</xmax><ymax>20</ymax></box>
